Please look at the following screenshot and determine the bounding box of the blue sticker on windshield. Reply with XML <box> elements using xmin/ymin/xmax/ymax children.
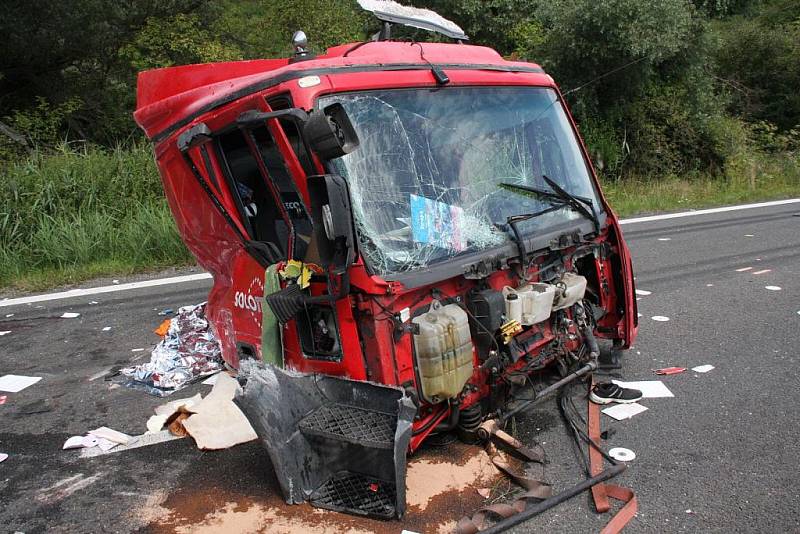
<box><xmin>410</xmin><ymin>194</ymin><xmax>467</xmax><ymax>252</ymax></box>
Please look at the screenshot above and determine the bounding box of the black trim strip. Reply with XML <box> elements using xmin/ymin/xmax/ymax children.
<box><xmin>150</xmin><ymin>62</ymin><xmax>545</xmax><ymax>143</ymax></box>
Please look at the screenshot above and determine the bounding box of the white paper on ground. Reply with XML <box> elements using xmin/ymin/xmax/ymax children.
<box><xmin>89</xmin><ymin>426</ymin><xmax>133</xmax><ymax>445</ymax></box>
<box><xmin>691</xmin><ymin>364</ymin><xmax>715</xmax><ymax>373</ymax></box>
<box><xmin>0</xmin><ymin>374</ymin><xmax>42</xmax><ymax>393</ymax></box>
<box><xmin>96</xmin><ymin>438</ymin><xmax>118</xmax><ymax>451</ymax></box>
<box><xmin>182</xmin><ymin>373</ymin><xmax>257</xmax><ymax>450</ymax></box>
<box><xmin>201</xmin><ymin>372</ymin><xmax>221</xmax><ymax>386</ymax></box>
<box><xmin>80</xmin><ymin>429</ymin><xmax>183</xmax><ymax>458</ymax></box>
<box><xmin>60</xmin><ymin>312</ymin><xmax>81</xmax><ymax>318</ymax></box>
<box><xmin>602</xmin><ymin>403</ymin><xmax>648</xmax><ymax>420</ymax></box>
<box><xmin>147</xmin><ymin>393</ymin><xmax>203</xmax><ymax>433</ymax></box>
<box><xmin>612</xmin><ymin>380</ymin><xmax>674</xmax><ymax>398</ymax></box>
<box><xmin>0</xmin><ymin>452</ymin><xmax>7</xmax><ymax>463</ymax></box>
<box><xmin>63</xmin><ymin>436</ymin><xmax>87</xmax><ymax>449</ymax></box>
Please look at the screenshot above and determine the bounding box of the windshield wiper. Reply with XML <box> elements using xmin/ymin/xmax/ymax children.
<box><xmin>500</xmin><ymin>205</ymin><xmax>565</xmax><ymax>268</ymax></box>
<box><xmin>499</xmin><ymin>177</ymin><xmax>599</xmax><ymax>234</ymax></box>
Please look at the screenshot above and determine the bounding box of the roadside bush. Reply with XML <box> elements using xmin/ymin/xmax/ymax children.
<box><xmin>0</xmin><ymin>143</ymin><xmax>192</xmax><ymax>287</ymax></box>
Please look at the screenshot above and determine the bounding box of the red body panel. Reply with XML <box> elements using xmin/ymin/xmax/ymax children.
<box><xmin>135</xmin><ymin>41</ymin><xmax>637</xmax><ymax>448</ymax></box>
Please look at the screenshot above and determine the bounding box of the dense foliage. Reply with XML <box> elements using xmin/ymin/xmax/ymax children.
<box><xmin>1</xmin><ymin>0</ymin><xmax>798</xmax><ymax>176</ymax></box>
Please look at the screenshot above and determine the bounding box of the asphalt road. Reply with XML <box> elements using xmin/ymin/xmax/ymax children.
<box><xmin>1</xmin><ymin>201</ymin><xmax>799</xmax><ymax>533</ymax></box>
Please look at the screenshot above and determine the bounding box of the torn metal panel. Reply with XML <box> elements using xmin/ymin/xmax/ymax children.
<box><xmin>235</xmin><ymin>361</ymin><xmax>415</xmax><ymax>519</ymax></box>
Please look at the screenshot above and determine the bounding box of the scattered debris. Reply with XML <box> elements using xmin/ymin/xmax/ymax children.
<box><xmin>102</xmin><ymin>326</ymin><xmax>111</xmax><ymax>331</ymax></box>
<box><xmin>60</xmin><ymin>312</ymin><xmax>81</xmax><ymax>318</ymax></box>
<box><xmin>706</xmin><ymin>284</ymin><xmax>714</xmax><ymax>287</ymax></box>
<box><xmin>121</xmin><ymin>303</ymin><xmax>223</xmax><ymax>396</ymax></box>
<box><xmin>63</xmin><ymin>435</ymin><xmax>101</xmax><ymax>450</ymax></box>
<box><xmin>158</xmin><ymin>308</ymin><xmax>174</xmax><ymax>316</ymax></box>
<box><xmin>89</xmin><ymin>426</ymin><xmax>133</xmax><ymax>445</ymax></box>
<box><xmin>131</xmin><ymin>348</ymin><xmax>145</xmax><ymax>352</ymax></box>
<box><xmin>154</xmin><ymin>319</ymin><xmax>171</xmax><ymax>337</ymax></box>
<box><xmin>655</xmin><ymin>367</ymin><xmax>686</xmax><ymax>375</ymax></box>
<box><xmin>113</xmin><ymin>279</ymin><xmax>120</xmax><ymax>284</ymax></box>
<box><xmin>89</xmin><ymin>301</ymin><xmax>99</xmax><ymax>305</ymax></box>
<box><xmin>635</xmin><ymin>289</ymin><xmax>652</xmax><ymax>296</ymax></box>
<box><xmin>80</xmin><ymin>429</ymin><xmax>182</xmax><ymax>458</ymax></box>
<box><xmin>602</xmin><ymin>403</ymin><xmax>648</xmax><ymax>420</ymax></box>
<box><xmin>691</xmin><ymin>364</ymin><xmax>715</xmax><ymax>373</ymax></box>
<box><xmin>612</xmin><ymin>380</ymin><xmax>673</xmax><ymax>398</ymax></box>
<box><xmin>181</xmin><ymin>373</ymin><xmax>257</xmax><ymax>450</ymax></box>
<box><xmin>657</xmin><ymin>238</ymin><xmax>671</xmax><ymax>241</ymax></box>
<box><xmin>146</xmin><ymin>394</ymin><xmax>202</xmax><ymax>434</ymax></box>
<box><xmin>0</xmin><ymin>452</ymin><xmax>7</xmax><ymax>463</ymax></box>
<box><xmin>5</xmin><ymin>313</ymin><xmax>13</xmax><ymax>318</ymax></box>
<box><xmin>651</xmin><ymin>316</ymin><xmax>670</xmax><ymax>322</ymax></box>
<box><xmin>753</xmin><ymin>269</ymin><xmax>772</xmax><ymax>275</ymax></box>
<box><xmin>0</xmin><ymin>395</ymin><xmax>6</xmax><ymax>405</ymax></box>
<box><xmin>736</xmin><ymin>267</ymin><xmax>752</xmax><ymax>272</ymax></box>
<box><xmin>476</xmin><ymin>488</ymin><xmax>491</xmax><ymax>499</ymax></box>
<box><xmin>201</xmin><ymin>372</ymin><xmax>221</xmax><ymax>386</ymax></box>
<box><xmin>0</xmin><ymin>331</ymin><xmax>10</xmax><ymax>336</ymax></box>
<box><xmin>0</xmin><ymin>374</ymin><xmax>42</xmax><ymax>393</ymax></box>
<box><xmin>744</xmin><ymin>234</ymin><xmax>754</xmax><ymax>237</ymax></box>
<box><xmin>608</xmin><ymin>447</ymin><xmax>636</xmax><ymax>462</ymax></box>
<box><xmin>765</xmin><ymin>286</ymin><xmax>782</xmax><ymax>291</ymax></box>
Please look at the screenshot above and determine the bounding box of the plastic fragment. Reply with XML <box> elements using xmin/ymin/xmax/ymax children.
<box><xmin>60</xmin><ymin>312</ymin><xmax>80</xmax><ymax>318</ymax></box>
<box><xmin>154</xmin><ymin>319</ymin><xmax>171</xmax><ymax>337</ymax></box>
<box><xmin>654</xmin><ymin>367</ymin><xmax>686</xmax><ymax>375</ymax></box>
<box><xmin>651</xmin><ymin>316</ymin><xmax>670</xmax><ymax>322</ymax></box>
<box><xmin>691</xmin><ymin>364</ymin><xmax>714</xmax><ymax>373</ymax></box>
<box><xmin>0</xmin><ymin>452</ymin><xmax>7</xmax><ymax>463</ymax></box>
<box><xmin>765</xmin><ymin>286</ymin><xmax>781</xmax><ymax>291</ymax></box>
<box><xmin>0</xmin><ymin>331</ymin><xmax>10</xmax><ymax>336</ymax></box>
<box><xmin>158</xmin><ymin>308</ymin><xmax>174</xmax><ymax>316</ymax></box>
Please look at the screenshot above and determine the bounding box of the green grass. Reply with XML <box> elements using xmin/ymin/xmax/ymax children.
<box><xmin>603</xmin><ymin>152</ymin><xmax>800</xmax><ymax>217</ymax></box>
<box><xmin>0</xmin><ymin>143</ymin><xmax>193</xmax><ymax>292</ymax></box>
<box><xmin>0</xmin><ymin>144</ymin><xmax>798</xmax><ymax>292</ymax></box>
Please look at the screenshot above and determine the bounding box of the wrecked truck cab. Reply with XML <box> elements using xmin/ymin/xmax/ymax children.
<box><xmin>135</xmin><ymin>2</ymin><xmax>637</xmax><ymax>520</ymax></box>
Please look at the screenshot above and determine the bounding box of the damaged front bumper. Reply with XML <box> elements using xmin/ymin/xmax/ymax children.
<box><xmin>234</xmin><ymin>362</ymin><xmax>416</xmax><ymax>519</ymax></box>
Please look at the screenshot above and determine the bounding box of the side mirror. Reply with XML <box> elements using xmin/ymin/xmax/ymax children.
<box><xmin>303</xmin><ymin>103</ymin><xmax>359</xmax><ymax>160</ymax></box>
<box><xmin>307</xmin><ymin>174</ymin><xmax>356</xmax><ymax>273</ymax></box>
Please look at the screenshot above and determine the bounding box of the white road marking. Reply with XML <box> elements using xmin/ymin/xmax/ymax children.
<box><xmin>618</xmin><ymin>198</ymin><xmax>800</xmax><ymax>225</ymax></box>
<box><xmin>0</xmin><ymin>273</ymin><xmax>212</xmax><ymax>308</ymax></box>
<box><xmin>1</xmin><ymin>198</ymin><xmax>797</xmax><ymax>307</ymax></box>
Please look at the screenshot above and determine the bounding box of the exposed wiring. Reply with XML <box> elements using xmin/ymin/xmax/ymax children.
<box><xmin>562</xmin><ymin>55</ymin><xmax>650</xmax><ymax>97</ymax></box>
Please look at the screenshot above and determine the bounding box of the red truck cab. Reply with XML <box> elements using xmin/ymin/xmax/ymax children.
<box><xmin>135</xmin><ymin>5</ymin><xmax>637</xmax><ymax>519</ymax></box>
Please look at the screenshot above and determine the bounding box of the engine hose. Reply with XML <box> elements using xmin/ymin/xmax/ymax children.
<box><xmin>583</xmin><ymin>325</ymin><xmax>600</xmax><ymax>360</ymax></box>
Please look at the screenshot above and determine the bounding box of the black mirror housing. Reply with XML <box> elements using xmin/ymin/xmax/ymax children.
<box><xmin>304</xmin><ymin>103</ymin><xmax>359</xmax><ymax>160</ymax></box>
<box><xmin>308</xmin><ymin>174</ymin><xmax>356</xmax><ymax>272</ymax></box>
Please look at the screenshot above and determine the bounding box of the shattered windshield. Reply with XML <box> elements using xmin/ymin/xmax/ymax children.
<box><xmin>319</xmin><ymin>86</ymin><xmax>602</xmax><ymax>276</ymax></box>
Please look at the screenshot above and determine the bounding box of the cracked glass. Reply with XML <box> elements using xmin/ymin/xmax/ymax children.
<box><xmin>319</xmin><ymin>86</ymin><xmax>602</xmax><ymax>276</ymax></box>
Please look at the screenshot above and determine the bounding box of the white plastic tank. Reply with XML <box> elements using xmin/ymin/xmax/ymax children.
<box><xmin>502</xmin><ymin>284</ymin><xmax>557</xmax><ymax>325</ymax></box>
<box><xmin>552</xmin><ymin>272</ymin><xmax>588</xmax><ymax>310</ymax></box>
<box><xmin>412</xmin><ymin>300</ymin><xmax>475</xmax><ymax>404</ymax></box>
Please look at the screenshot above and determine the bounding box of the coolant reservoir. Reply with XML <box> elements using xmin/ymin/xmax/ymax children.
<box><xmin>552</xmin><ymin>272</ymin><xmax>588</xmax><ymax>310</ymax></box>
<box><xmin>502</xmin><ymin>284</ymin><xmax>556</xmax><ymax>325</ymax></box>
<box><xmin>412</xmin><ymin>300</ymin><xmax>475</xmax><ymax>404</ymax></box>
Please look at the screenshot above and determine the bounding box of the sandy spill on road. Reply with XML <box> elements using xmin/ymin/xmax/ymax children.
<box><xmin>140</xmin><ymin>442</ymin><xmax>499</xmax><ymax>534</ymax></box>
